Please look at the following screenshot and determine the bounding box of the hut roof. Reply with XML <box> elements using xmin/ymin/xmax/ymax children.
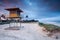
<box><xmin>5</xmin><ymin>8</ymin><xmax>23</xmax><ymax>12</ymax></box>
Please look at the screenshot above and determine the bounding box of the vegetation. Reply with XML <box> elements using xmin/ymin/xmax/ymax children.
<box><xmin>0</xmin><ymin>20</ymin><xmax>10</xmax><ymax>25</ymax></box>
<box><xmin>39</xmin><ymin>22</ymin><xmax>60</xmax><ymax>32</ymax></box>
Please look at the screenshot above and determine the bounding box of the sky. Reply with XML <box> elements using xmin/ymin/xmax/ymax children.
<box><xmin>0</xmin><ymin>0</ymin><xmax>60</xmax><ymax>26</ymax></box>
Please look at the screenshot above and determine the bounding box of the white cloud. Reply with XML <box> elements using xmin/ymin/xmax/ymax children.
<box><xmin>39</xmin><ymin>16</ymin><xmax>60</xmax><ymax>22</ymax></box>
<box><xmin>36</xmin><ymin>16</ymin><xmax>60</xmax><ymax>26</ymax></box>
<box><xmin>0</xmin><ymin>12</ymin><xmax>4</xmax><ymax>15</ymax></box>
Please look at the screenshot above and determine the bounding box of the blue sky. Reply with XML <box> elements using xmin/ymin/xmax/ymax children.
<box><xmin>0</xmin><ymin>0</ymin><xmax>60</xmax><ymax>26</ymax></box>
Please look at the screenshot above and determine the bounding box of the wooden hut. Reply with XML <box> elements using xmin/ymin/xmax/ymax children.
<box><xmin>5</xmin><ymin>8</ymin><xmax>23</xmax><ymax>20</ymax></box>
<box><xmin>5</xmin><ymin>8</ymin><xmax>23</xmax><ymax>30</ymax></box>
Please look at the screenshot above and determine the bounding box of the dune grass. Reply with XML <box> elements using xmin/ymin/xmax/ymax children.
<box><xmin>39</xmin><ymin>22</ymin><xmax>60</xmax><ymax>32</ymax></box>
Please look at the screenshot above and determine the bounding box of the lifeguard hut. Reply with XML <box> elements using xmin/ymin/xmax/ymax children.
<box><xmin>5</xmin><ymin>8</ymin><xmax>23</xmax><ymax>30</ymax></box>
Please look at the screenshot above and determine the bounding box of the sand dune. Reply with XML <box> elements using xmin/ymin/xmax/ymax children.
<box><xmin>0</xmin><ymin>23</ymin><xmax>59</xmax><ymax>40</ymax></box>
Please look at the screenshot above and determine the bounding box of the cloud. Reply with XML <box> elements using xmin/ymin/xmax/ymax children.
<box><xmin>40</xmin><ymin>0</ymin><xmax>60</xmax><ymax>11</ymax></box>
<box><xmin>0</xmin><ymin>0</ymin><xmax>23</xmax><ymax>7</ymax></box>
<box><xmin>36</xmin><ymin>16</ymin><xmax>60</xmax><ymax>26</ymax></box>
<box><xmin>39</xmin><ymin>16</ymin><xmax>60</xmax><ymax>22</ymax></box>
<box><xmin>3</xmin><ymin>0</ymin><xmax>20</xmax><ymax>4</ymax></box>
<box><xmin>0</xmin><ymin>12</ymin><xmax>3</xmax><ymax>16</ymax></box>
